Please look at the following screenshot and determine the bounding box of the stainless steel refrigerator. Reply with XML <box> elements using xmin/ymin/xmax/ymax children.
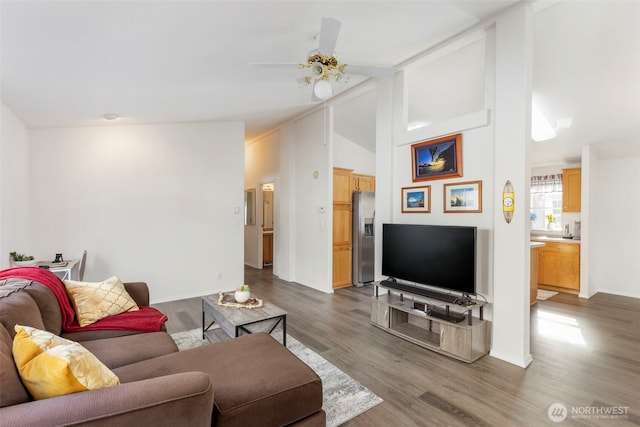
<box><xmin>352</xmin><ymin>191</ymin><xmax>375</xmax><ymax>287</ymax></box>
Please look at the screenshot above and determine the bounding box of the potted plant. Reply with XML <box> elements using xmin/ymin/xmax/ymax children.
<box><xmin>10</xmin><ymin>252</ymin><xmax>36</xmax><ymax>267</ymax></box>
<box><xmin>545</xmin><ymin>214</ymin><xmax>555</xmax><ymax>230</ymax></box>
<box><xmin>234</xmin><ymin>285</ymin><xmax>251</xmax><ymax>303</ymax></box>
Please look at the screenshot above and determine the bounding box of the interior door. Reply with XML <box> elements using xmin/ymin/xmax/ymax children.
<box><xmin>262</xmin><ymin>184</ymin><xmax>274</xmax><ymax>267</ymax></box>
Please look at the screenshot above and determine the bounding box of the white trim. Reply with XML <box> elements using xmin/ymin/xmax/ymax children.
<box><xmin>490</xmin><ymin>350</ymin><xmax>534</xmax><ymax>368</ymax></box>
<box><xmin>397</xmin><ymin>109</ymin><xmax>490</xmax><ymax>146</ymax></box>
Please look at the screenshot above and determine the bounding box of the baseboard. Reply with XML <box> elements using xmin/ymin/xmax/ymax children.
<box><xmin>489</xmin><ymin>350</ymin><xmax>533</xmax><ymax>368</ymax></box>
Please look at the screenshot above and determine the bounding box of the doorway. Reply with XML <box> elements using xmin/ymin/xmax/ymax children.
<box><xmin>262</xmin><ymin>183</ymin><xmax>274</xmax><ymax>267</ymax></box>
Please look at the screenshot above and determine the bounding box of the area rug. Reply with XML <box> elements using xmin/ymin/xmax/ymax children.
<box><xmin>537</xmin><ymin>289</ymin><xmax>559</xmax><ymax>300</ymax></box>
<box><xmin>170</xmin><ymin>328</ymin><xmax>383</xmax><ymax>426</ymax></box>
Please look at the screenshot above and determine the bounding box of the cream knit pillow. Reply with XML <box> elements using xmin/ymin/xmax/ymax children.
<box><xmin>64</xmin><ymin>276</ymin><xmax>139</xmax><ymax>326</ymax></box>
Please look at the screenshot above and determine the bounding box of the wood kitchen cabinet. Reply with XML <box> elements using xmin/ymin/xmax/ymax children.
<box><xmin>562</xmin><ymin>168</ymin><xmax>581</xmax><ymax>212</ymax></box>
<box><xmin>333</xmin><ymin>168</ymin><xmax>353</xmax><ymax>203</ymax></box>
<box><xmin>333</xmin><ymin>168</ymin><xmax>353</xmax><ymax>289</ymax></box>
<box><xmin>536</xmin><ymin>241</ymin><xmax>580</xmax><ymax>293</ymax></box>
<box><xmin>530</xmin><ymin>245</ymin><xmax>542</xmax><ymax>305</ymax></box>
<box><xmin>351</xmin><ymin>174</ymin><xmax>376</xmax><ymax>192</ymax></box>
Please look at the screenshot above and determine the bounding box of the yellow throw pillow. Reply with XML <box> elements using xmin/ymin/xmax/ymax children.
<box><xmin>64</xmin><ymin>276</ymin><xmax>139</xmax><ymax>326</ymax></box>
<box><xmin>12</xmin><ymin>325</ymin><xmax>119</xmax><ymax>400</ymax></box>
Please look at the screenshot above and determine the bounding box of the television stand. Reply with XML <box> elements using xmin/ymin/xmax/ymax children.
<box><xmin>424</xmin><ymin>305</ymin><xmax>466</xmax><ymax>323</ymax></box>
<box><xmin>379</xmin><ymin>279</ymin><xmax>459</xmax><ymax>303</ymax></box>
<box><xmin>371</xmin><ymin>282</ymin><xmax>489</xmax><ymax>363</ymax></box>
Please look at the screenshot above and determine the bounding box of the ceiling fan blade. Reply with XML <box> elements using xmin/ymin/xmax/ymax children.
<box><xmin>318</xmin><ymin>18</ymin><xmax>341</xmax><ymax>54</ymax></box>
<box><xmin>249</xmin><ymin>63</ymin><xmax>299</xmax><ymax>69</ymax></box>
<box><xmin>344</xmin><ymin>64</ymin><xmax>395</xmax><ymax>79</ymax></box>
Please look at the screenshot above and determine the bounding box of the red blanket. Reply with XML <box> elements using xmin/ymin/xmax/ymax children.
<box><xmin>0</xmin><ymin>267</ymin><xmax>167</xmax><ymax>332</ymax></box>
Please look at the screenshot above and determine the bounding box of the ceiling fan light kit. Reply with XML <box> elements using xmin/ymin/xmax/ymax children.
<box><xmin>252</xmin><ymin>17</ymin><xmax>394</xmax><ymax>101</ymax></box>
<box><xmin>313</xmin><ymin>79</ymin><xmax>333</xmax><ymax>100</ymax></box>
<box><xmin>309</xmin><ymin>62</ymin><xmax>326</xmax><ymax>79</ymax></box>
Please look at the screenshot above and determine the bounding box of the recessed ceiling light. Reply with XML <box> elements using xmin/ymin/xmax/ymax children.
<box><xmin>103</xmin><ymin>113</ymin><xmax>119</xmax><ymax>120</ymax></box>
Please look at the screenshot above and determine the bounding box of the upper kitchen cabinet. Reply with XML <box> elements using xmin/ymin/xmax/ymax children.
<box><xmin>351</xmin><ymin>174</ymin><xmax>376</xmax><ymax>192</ymax></box>
<box><xmin>562</xmin><ymin>168</ymin><xmax>581</xmax><ymax>212</ymax></box>
<box><xmin>333</xmin><ymin>168</ymin><xmax>354</xmax><ymax>204</ymax></box>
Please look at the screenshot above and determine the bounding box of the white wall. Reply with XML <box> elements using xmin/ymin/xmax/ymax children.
<box><xmin>290</xmin><ymin>109</ymin><xmax>333</xmax><ymax>293</ymax></box>
<box><xmin>244</xmin><ymin>130</ymin><xmax>280</xmax><ymax>269</ymax></box>
<box><xmin>593</xmin><ymin>156</ymin><xmax>640</xmax><ymax>298</ymax></box>
<box><xmin>408</xmin><ymin>38</ymin><xmax>486</xmax><ymax>126</ymax></box>
<box><xmin>333</xmin><ymin>133</ymin><xmax>376</xmax><ymax>175</ymax></box>
<box><xmin>388</xmin><ymin>5</ymin><xmax>534</xmax><ymax>367</ymax></box>
<box><xmin>490</xmin><ymin>3</ymin><xmax>534</xmax><ymax>368</ymax></box>
<box><xmin>393</xmin><ymin>125</ymin><xmax>496</xmax><ymax>302</ymax></box>
<box><xmin>245</xmin><ymin>107</ymin><xmax>336</xmax><ymax>293</ymax></box>
<box><xmin>0</xmin><ymin>103</ymin><xmax>30</xmax><ymax>268</ymax></box>
<box><xmin>580</xmin><ymin>144</ymin><xmax>597</xmax><ymax>298</ymax></box>
<box><xmin>27</xmin><ymin>122</ymin><xmax>245</xmax><ymax>303</ymax></box>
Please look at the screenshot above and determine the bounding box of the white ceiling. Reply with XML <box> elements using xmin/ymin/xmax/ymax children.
<box><xmin>1</xmin><ymin>1</ymin><xmax>639</xmax><ymax>165</ymax></box>
<box><xmin>531</xmin><ymin>0</ymin><xmax>640</xmax><ymax>164</ymax></box>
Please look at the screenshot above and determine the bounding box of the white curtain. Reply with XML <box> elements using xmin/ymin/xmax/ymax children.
<box><xmin>531</xmin><ymin>174</ymin><xmax>562</xmax><ymax>193</ymax></box>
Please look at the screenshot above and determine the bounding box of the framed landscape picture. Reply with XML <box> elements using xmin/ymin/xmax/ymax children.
<box><xmin>443</xmin><ymin>180</ymin><xmax>482</xmax><ymax>213</ymax></box>
<box><xmin>401</xmin><ymin>185</ymin><xmax>431</xmax><ymax>213</ymax></box>
<box><xmin>411</xmin><ymin>133</ymin><xmax>462</xmax><ymax>182</ymax></box>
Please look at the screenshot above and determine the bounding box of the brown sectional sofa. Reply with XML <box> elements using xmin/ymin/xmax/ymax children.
<box><xmin>0</xmin><ymin>277</ymin><xmax>325</xmax><ymax>426</ymax></box>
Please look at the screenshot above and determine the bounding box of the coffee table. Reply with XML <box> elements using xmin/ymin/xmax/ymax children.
<box><xmin>201</xmin><ymin>294</ymin><xmax>287</xmax><ymax>346</ymax></box>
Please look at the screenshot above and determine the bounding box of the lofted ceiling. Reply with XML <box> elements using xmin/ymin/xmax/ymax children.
<box><xmin>1</xmin><ymin>1</ymin><xmax>638</xmax><ymax>166</ymax></box>
<box><xmin>0</xmin><ymin>1</ymin><xmax>517</xmax><ymax>136</ymax></box>
<box><xmin>531</xmin><ymin>0</ymin><xmax>640</xmax><ymax>164</ymax></box>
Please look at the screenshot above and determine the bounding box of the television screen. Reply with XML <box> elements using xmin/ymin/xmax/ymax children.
<box><xmin>382</xmin><ymin>223</ymin><xmax>476</xmax><ymax>295</ymax></box>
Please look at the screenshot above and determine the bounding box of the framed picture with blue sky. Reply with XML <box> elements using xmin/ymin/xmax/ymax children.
<box><xmin>443</xmin><ymin>180</ymin><xmax>482</xmax><ymax>213</ymax></box>
<box><xmin>401</xmin><ymin>185</ymin><xmax>431</xmax><ymax>213</ymax></box>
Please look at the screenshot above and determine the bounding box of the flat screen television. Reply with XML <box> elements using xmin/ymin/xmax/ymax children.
<box><xmin>382</xmin><ymin>223</ymin><xmax>477</xmax><ymax>296</ymax></box>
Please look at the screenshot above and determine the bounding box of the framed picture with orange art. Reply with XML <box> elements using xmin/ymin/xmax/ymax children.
<box><xmin>411</xmin><ymin>133</ymin><xmax>462</xmax><ymax>182</ymax></box>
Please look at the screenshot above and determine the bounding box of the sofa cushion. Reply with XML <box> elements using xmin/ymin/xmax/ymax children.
<box><xmin>61</xmin><ymin>329</ymin><xmax>141</xmax><ymax>342</ymax></box>
<box><xmin>63</xmin><ymin>276</ymin><xmax>139</xmax><ymax>327</ymax></box>
<box><xmin>81</xmin><ymin>332</ymin><xmax>179</xmax><ymax>369</ymax></box>
<box><xmin>0</xmin><ymin>287</ymin><xmax>45</xmax><ymax>338</ymax></box>
<box><xmin>19</xmin><ymin>281</ymin><xmax>63</xmax><ymax>335</ymax></box>
<box><xmin>0</xmin><ymin>324</ymin><xmax>30</xmax><ymax>407</ymax></box>
<box><xmin>13</xmin><ymin>325</ymin><xmax>120</xmax><ymax>400</ymax></box>
<box><xmin>113</xmin><ymin>333</ymin><xmax>323</xmax><ymax>427</ymax></box>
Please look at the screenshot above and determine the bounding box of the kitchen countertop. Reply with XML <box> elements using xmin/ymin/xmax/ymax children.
<box><xmin>531</xmin><ymin>236</ymin><xmax>581</xmax><ymax>244</ymax></box>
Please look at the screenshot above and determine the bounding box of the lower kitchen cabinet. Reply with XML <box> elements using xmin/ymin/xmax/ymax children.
<box><xmin>535</xmin><ymin>241</ymin><xmax>580</xmax><ymax>293</ymax></box>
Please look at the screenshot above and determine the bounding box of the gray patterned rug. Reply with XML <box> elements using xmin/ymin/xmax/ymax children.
<box><xmin>170</xmin><ymin>328</ymin><xmax>383</xmax><ymax>426</ymax></box>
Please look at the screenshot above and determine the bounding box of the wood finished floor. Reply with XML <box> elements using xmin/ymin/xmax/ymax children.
<box><xmin>153</xmin><ymin>267</ymin><xmax>640</xmax><ymax>427</ymax></box>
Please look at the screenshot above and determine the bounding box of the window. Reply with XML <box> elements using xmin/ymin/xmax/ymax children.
<box><xmin>530</xmin><ymin>175</ymin><xmax>562</xmax><ymax>231</ymax></box>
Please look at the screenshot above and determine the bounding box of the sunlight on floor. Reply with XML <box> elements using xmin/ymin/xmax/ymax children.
<box><xmin>537</xmin><ymin>310</ymin><xmax>587</xmax><ymax>347</ymax></box>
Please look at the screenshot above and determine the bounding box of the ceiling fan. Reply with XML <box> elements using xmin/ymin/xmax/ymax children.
<box><xmin>251</xmin><ymin>18</ymin><xmax>395</xmax><ymax>101</ymax></box>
